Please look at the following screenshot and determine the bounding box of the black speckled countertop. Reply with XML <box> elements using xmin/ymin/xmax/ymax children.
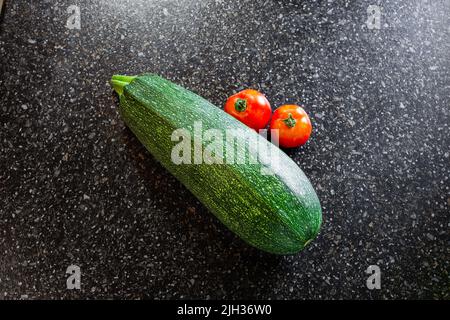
<box><xmin>0</xmin><ymin>0</ymin><xmax>449</xmax><ymax>299</ymax></box>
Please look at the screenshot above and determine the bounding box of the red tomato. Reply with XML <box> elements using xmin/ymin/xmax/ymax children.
<box><xmin>270</xmin><ymin>105</ymin><xmax>312</xmax><ymax>148</ymax></box>
<box><xmin>224</xmin><ymin>89</ymin><xmax>271</xmax><ymax>130</ymax></box>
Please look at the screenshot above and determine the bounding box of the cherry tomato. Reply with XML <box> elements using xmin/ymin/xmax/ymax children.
<box><xmin>224</xmin><ymin>89</ymin><xmax>271</xmax><ymax>131</ymax></box>
<box><xmin>270</xmin><ymin>105</ymin><xmax>312</xmax><ymax>148</ymax></box>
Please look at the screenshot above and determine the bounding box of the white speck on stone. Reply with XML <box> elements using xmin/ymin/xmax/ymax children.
<box><xmin>27</xmin><ymin>39</ymin><xmax>36</xmax><ymax>44</ymax></box>
<box><xmin>347</xmin><ymin>118</ymin><xmax>356</xmax><ymax>127</ymax></box>
<box><xmin>21</xmin><ymin>104</ymin><xmax>28</xmax><ymax>110</ymax></box>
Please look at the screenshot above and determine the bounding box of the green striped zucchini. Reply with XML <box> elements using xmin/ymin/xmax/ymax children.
<box><xmin>111</xmin><ymin>73</ymin><xmax>322</xmax><ymax>254</ymax></box>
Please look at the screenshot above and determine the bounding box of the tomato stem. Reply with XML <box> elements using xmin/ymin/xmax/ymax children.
<box><xmin>234</xmin><ymin>98</ymin><xmax>247</xmax><ymax>112</ymax></box>
<box><xmin>283</xmin><ymin>113</ymin><xmax>297</xmax><ymax>128</ymax></box>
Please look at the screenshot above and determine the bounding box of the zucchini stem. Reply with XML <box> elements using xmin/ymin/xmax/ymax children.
<box><xmin>111</xmin><ymin>74</ymin><xmax>137</xmax><ymax>95</ymax></box>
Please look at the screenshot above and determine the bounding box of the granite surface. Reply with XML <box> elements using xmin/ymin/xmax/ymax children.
<box><xmin>0</xmin><ymin>0</ymin><xmax>449</xmax><ymax>299</ymax></box>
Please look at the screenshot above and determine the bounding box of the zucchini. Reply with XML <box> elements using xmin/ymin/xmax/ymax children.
<box><xmin>111</xmin><ymin>74</ymin><xmax>322</xmax><ymax>254</ymax></box>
